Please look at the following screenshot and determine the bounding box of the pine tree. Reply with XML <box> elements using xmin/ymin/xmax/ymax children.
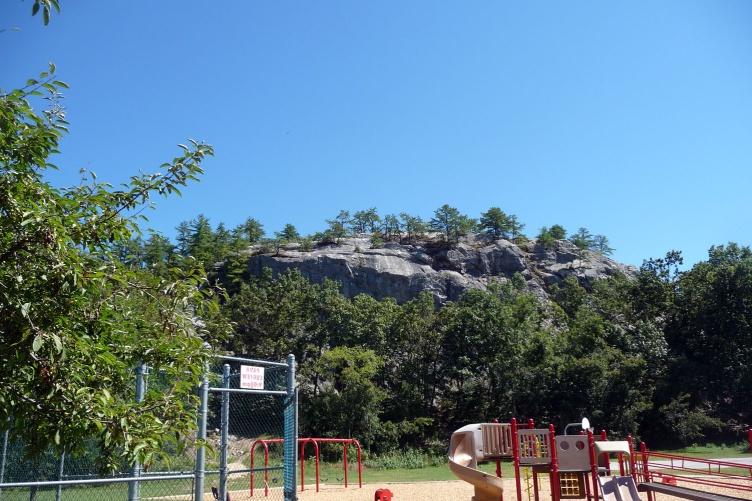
<box><xmin>189</xmin><ymin>214</ymin><xmax>215</xmax><ymax>265</ymax></box>
<box><xmin>591</xmin><ymin>234</ymin><xmax>614</xmax><ymax>255</ymax></box>
<box><xmin>479</xmin><ymin>207</ymin><xmax>512</xmax><ymax>238</ymax></box>
<box><xmin>570</xmin><ymin>227</ymin><xmax>594</xmax><ymax>250</ymax></box>
<box><xmin>508</xmin><ymin>215</ymin><xmax>525</xmax><ymax>239</ymax></box>
<box><xmin>549</xmin><ymin>224</ymin><xmax>567</xmax><ymax>240</ymax></box>
<box><xmin>399</xmin><ymin>213</ymin><xmax>428</xmax><ymax>242</ymax></box>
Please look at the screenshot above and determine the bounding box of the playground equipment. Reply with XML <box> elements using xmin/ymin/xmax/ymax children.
<box><xmin>448</xmin><ymin>423</ymin><xmax>507</xmax><ymax>501</ymax></box>
<box><xmin>598</xmin><ymin>476</ymin><xmax>641</xmax><ymax>501</ymax></box>
<box><xmin>747</xmin><ymin>428</ymin><xmax>752</xmax><ymax>452</ymax></box>
<box><xmin>634</xmin><ymin>442</ymin><xmax>752</xmax><ymax>501</ymax></box>
<box><xmin>451</xmin><ymin>417</ymin><xmax>752</xmax><ymax>501</ymax></box>
<box><xmin>249</xmin><ymin>437</ymin><xmax>362</xmax><ymax>497</ymax></box>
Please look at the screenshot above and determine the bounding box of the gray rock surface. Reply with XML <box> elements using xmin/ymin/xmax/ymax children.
<box><xmin>242</xmin><ymin>237</ymin><xmax>634</xmax><ymax>303</ymax></box>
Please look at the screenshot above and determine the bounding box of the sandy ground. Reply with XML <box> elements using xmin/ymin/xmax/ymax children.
<box><xmin>150</xmin><ymin>475</ymin><xmax>752</xmax><ymax>501</ymax></box>
<box><xmin>239</xmin><ymin>476</ymin><xmax>752</xmax><ymax>501</ymax></box>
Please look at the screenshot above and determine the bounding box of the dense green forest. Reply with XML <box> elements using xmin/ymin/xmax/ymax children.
<box><xmin>123</xmin><ymin>213</ymin><xmax>751</xmax><ymax>452</ymax></box>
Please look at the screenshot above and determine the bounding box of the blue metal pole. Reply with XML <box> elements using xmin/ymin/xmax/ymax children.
<box><xmin>218</xmin><ymin>364</ymin><xmax>230</xmax><ymax>501</ymax></box>
<box><xmin>283</xmin><ymin>354</ymin><xmax>297</xmax><ymax>501</ymax></box>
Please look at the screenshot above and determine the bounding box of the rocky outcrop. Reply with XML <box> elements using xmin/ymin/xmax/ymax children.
<box><xmin>242</xmin><ymin>237</ymin><xmax>634</xmax><ymax>304</ymax></box>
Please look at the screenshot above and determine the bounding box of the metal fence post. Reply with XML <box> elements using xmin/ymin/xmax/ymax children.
<box><xmin>194</xmin><ymin>369</ymin><xmax>209</xmax><ymax>501</ymax></box>
<box><xmin>0</xmin><ymin>422</ymin><xmax>9</xmax><ymax>497</ymax></box>
<box><xmin>128</xmin><ymin>363</ymin><xmax>146</xmax><ymax>501</ymax></box>
<box><xmin>55</xmin><ymin>450</ymin><xmax>65</xmax><ymax>501</ymax></box>
<box><xmin>283</xmin><ymin>354</ymin><xmax>297</xmax><ymax>501</ymax></box>
<box><xmin>218</xmin><ymin>364</ymin><xmax>230</xmax><ymax>501</ymax></box>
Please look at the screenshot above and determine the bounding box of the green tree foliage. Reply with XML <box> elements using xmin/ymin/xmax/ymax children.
<box><xmin>302</xmin><ymin>347</ymin><xmax>386</xmax><ymax>445</ymax></box>
<box><xmin>430</xmin><ymin>204</ymin><xmax>476</xmax><ymax>243</ymax></box>
<box><xmin>0</xmin><ymin>69</ymin><xmax>226</xmax><ymax>468</ymax></box>
<box><xmin>570</xmin><ymin>227</ymin><xmax>594</xmax><ymax>250</ymax></box>
<box><xmin>143</xmin><ymin>232</ymin><xmax>174</xmax><ymax>276</ymax></box>
<box><xmin>399</xmin><ymin>213</ymin><xmax>428</xmax><ymax>242</ymax></box>
<box><xmin>508</xmin><ymin>214</ymin><xmax>525</xmax><ymax>240</ymax></box>
<box><xmin>479</xmin><ymin>207</ymin><xmax>512</xmax><ymax>239</ymax></box>
<box><xmin>236</xmin><ymin>217</ymin><xmax>264</xmax><ymax>244</ymax></box>
<box><xmin>537</xmin><ymin>227</ymin><xmax>557</xmax><ymax>249</ymax></box>
<box><xmin>549</xmin><ymin>224</ymin><xmax>567</xmax><ymax>240</ymax></box>
<box><xmin>276</xmin><ymin>223</ymin><xmax>300</xmax><ymax>242</ymax></box>
<box><xmin>323</xmin><ymin>210</ymin><xmax>350</xmax><ymax>243</ymax></box>
<box><xmin>381</xmin><ymin>214</ymin><xmax>402</xmax><ymax>241</ymax></box>
<box><xmin>667</xmin><ymin>244</ymin><xmax>752</xmax><ymax>427</ymax></box>
<box><xmin>188</xmin><ymin>214</ymin><xmax>215</xmax><ymax>266</ymax></box>
<box><xmin>351</xmin><ymin>208</ymin><xmax>381</xmax><ymax>234</ymax></box>
<box><xmin>175</xmin><ymin>221</ymin><xmax>192</xmax><ymax>256</ymax></box>
<box><xmin>32</xmin><ymin>0</ymin><xmax>60</xmax><ymax>25</ymax></box>
<box><xmin>591</xmin><ymin>234</ymin><xmax>614</xmax><ymax>255</ymax></box>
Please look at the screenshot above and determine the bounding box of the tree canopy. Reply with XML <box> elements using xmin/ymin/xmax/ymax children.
<box><xmin>0</xmin><ymin>67</ymin><xmax>226</xmax><ymax>469</ymax></box>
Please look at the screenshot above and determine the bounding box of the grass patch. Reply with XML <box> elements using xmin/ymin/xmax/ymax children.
<box><xmin>656</xmin><ymin>443</ymin><xmax>750</xmax><ymax>459</ymax></box>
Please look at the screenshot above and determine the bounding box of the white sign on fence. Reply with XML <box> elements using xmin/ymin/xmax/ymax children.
<box><xmin>240</xmin><ymin>365</ymin><xmax>265</xmax><ymax>389</ymax></box>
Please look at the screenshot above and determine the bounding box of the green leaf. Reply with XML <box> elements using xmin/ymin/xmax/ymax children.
<box><xmin>32</xmin><ymin>2</ymin><xmax>40</xmax><ymax>16</ymax></box>
<box><xmin>52</xmin><ymin>334</ymin><xmax>63</xmax><ymax>353</ymax></box>
<box><xmin>32</xmin><ymin>335</ymin><xmax>43</xmax><ymax>352</ymax></box>
<box><xmin>43</xmin><ymin>7</ymin><xmax>50</xmax><ymax>25</ymax></box>
<box><xmin>54</xmin><ymin>429</ymin><xmax>60</xmax><ymax>445</ymax></box>
<box><xmin>20</xmin><ymin>302</ymin><xmax>30</xmax><ymax>317</ymax></box>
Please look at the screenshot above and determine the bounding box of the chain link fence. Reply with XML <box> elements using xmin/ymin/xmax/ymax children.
<box><xmin>0</xmin><ymin>355</ymin><xmax>297</xmax><ymax>501</ymax></box>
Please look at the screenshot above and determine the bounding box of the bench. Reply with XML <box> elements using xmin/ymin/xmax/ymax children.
<box><xmin>637</xmin><ymin>482</ymin><xmax>749</xmax><ymax>501</ymax></box>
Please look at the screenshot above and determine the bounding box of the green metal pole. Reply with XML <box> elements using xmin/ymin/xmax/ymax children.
<box><xmin>283</xmin><ymin>354</ymin><xmax>297</xmax><ymax>501</ymax></box>
<box><xmin>193</xmin><ymin>370</ymin><xmax>209</xmax><ymax>501</ymax></box>
<box><xmin>218</xmin><ymin>364</ymin><xmax>230</xmax><ymax>501</ymax></box>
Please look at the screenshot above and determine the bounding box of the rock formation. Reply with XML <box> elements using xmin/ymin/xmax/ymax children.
<box><xmin>241</xmin><ymin>236</ymin><xmax>634</xmax><ymax>304</ymax></box>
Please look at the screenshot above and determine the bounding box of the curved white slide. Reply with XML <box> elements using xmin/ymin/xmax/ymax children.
<box><xmin>448</xmin><ymin>423</ymin><xmax>504</xmax><ymax>501</ymax></box>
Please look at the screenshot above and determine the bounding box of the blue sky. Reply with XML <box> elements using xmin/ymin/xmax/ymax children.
<box><xmin>3</xmin><ymin>1</ymin><xmax>751</xmax><ymax>266</ymax></box>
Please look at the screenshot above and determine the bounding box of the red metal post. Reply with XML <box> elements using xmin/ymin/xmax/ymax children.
<box><xmin>511</xmin><ymin>418</ymin><xmax>523</xmax><ymax>501</ymax></box>
<box><xmin>249</xmin><ymin>440</ymin><xmax>272</xmax><ymax>497</ymax></box>
<box><xmin>550</xmin><ymin>424</ymin><xmax>560</xmax><ymax>501</ymax></box>
<box><xmin>528</xmin><ymin>418</ymin><xmax>535</xmax><ymax>429</ymax></box>
<box><xmin>353</xmin><ymin>439</ymin><xmax>363</xmax><ymax>488</ymax></box>
<box><xmin>640</xmin><ymin>442</ymin><xmax>653</xmax><ymax>501</ymax></box>
<box><xmin>314</xmin><ymin>440</ymin><xmax>321</xmax><ymax>492</ymax></box>
<box><xmin>627</xmin><ymin>435</ymin><xmax>637</xmax><ymax>482</ymax></box>
<box><xmin>747</xmin><ymin>428</ymin><xmax>752</xmax><ymax>452</ymax></box>
<box><xmin>600</xmin><ymin>430</ymin><xmax>611</xmax><ymax>476</ymax></box>
<box><xmin>588</xmin><ymin>429</ymin><xmax>599</xmax><ymax>501</ymax></box>
<box><xmin>250</xmin><ymin>441</ymin><xmax>256</xmax><ymax>497</ymax></box>
<box><xmin>584</xmin><ymin>471</ymin><xmax>591</xmax><ymax>501</ymax></box>
<box><xmin>300</xmin><ymin>440</ymin><xmax>305</xmax><ymax>492</ymax></box>
<box><xmin>343</xmin><ymin>440</ymin><xmax>349</xmax><ymax>488</ymax></box>
<box><xmin>263</xmin><ymin>442</ymin><xmax>270</xmax><ymax>497</ymax></box>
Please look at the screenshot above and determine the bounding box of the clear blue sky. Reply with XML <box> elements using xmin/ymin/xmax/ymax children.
<box><xmin>3</xmin><ymin>1</ymin><xmax>751</xmax><ymax>266</ymax></box>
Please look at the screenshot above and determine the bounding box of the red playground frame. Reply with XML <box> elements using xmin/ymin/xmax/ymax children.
<box><xmin>249</xmin><ymin>437</ymin><xmax>362</xmax><ymax>497</ymax></box>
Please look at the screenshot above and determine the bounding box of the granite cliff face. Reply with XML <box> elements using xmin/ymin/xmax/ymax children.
<box><xmin>242</xmin><ymin>236</ymin><xmax>634</xmax><ymax>303</ymax></box>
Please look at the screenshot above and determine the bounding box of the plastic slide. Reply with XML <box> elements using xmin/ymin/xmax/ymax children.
<box><xmin>598</xmin><ymin>476</ymin><xmax>642</xmax><ymax>501</ymax></box>
<box><xmin>448</xmin><ymin>423</ymin><xmax>505</xmax><ymax>501</ymax></box>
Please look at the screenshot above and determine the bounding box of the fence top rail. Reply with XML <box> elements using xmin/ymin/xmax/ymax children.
<box><xmin>0</xmin><ymin>473</ymin><xmax>195</xmax><ymax>488</ymax></box>
<box><xmin>216</xmin><ymin>355</ymin><xmax>287</xmax><ymax>367</ymax></box>
<box><xmin>646</xmin><ymin>462</ymin><xmax>752</xmax><ymax>481</ymax></box>
<box><xmin>646</xmin><ymin>451</ymin><xmax>752</xmax><ymax>470</ymax></box>
<box><xmin>647</xmin><ymin>474</ymin><xmax>752</xmax><ymax>494</ymax></box>
<box><xmin>208</xmin><ymin>387</ymin><xmax>287</xmax><ymax>396</ymax></box>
